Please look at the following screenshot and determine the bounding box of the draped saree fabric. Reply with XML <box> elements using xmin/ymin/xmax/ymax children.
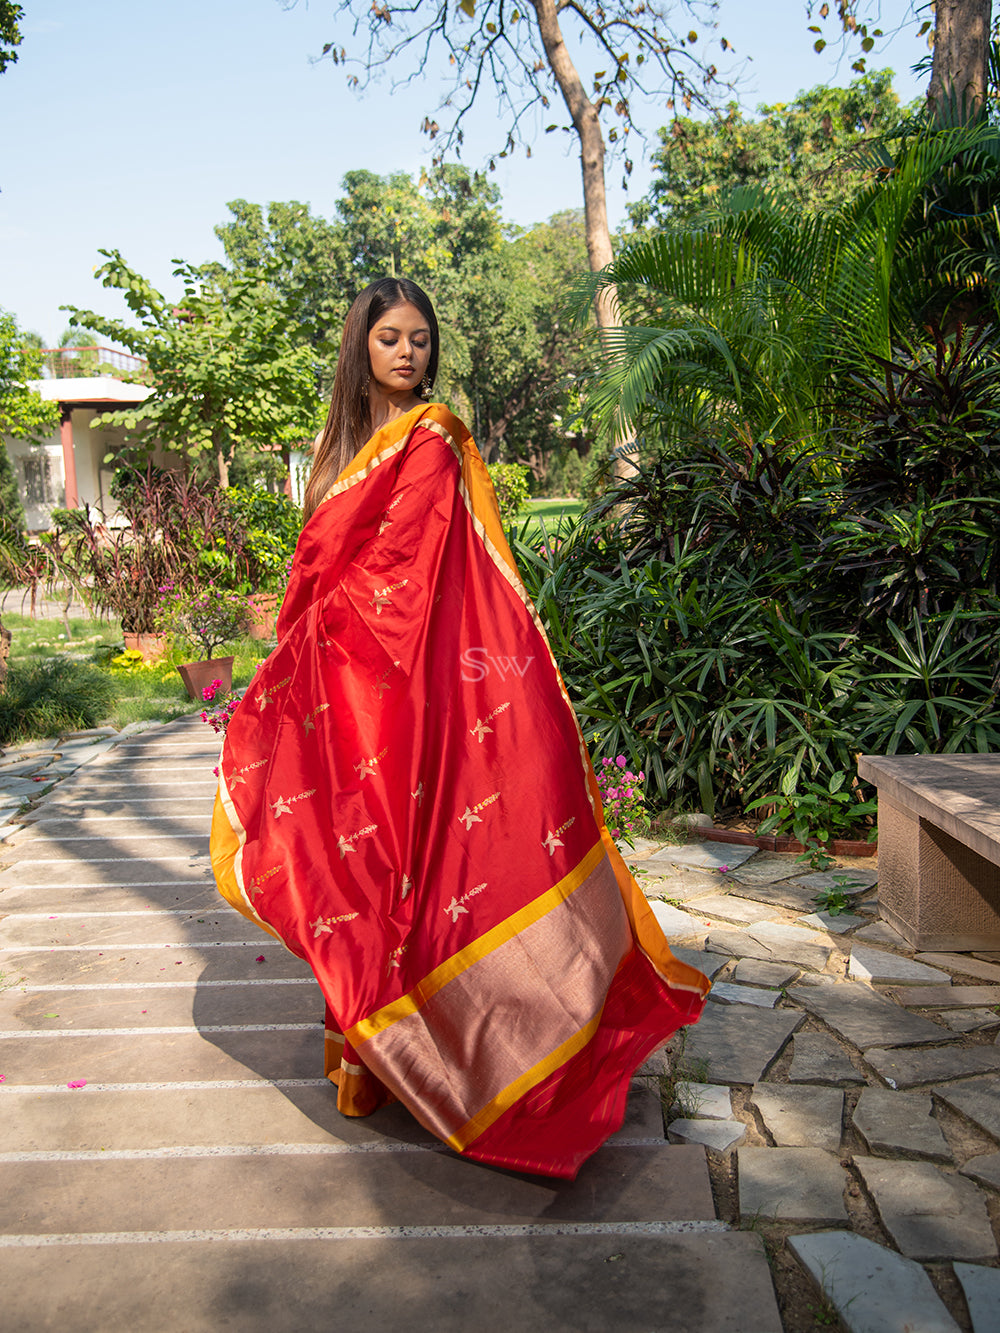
<box><xmin>211</xmin><ymin>402</ymin><xmax>708</xmax><ymax>1178</ymax></box>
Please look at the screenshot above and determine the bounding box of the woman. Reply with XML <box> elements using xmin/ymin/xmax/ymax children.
<box><xmin>211</xmin><ymin>277</ymin><xmax>708</xmax><ymax>1179</ymax></box>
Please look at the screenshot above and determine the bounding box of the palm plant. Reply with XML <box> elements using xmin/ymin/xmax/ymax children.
<box><xmin>576</xmin><ymin>121</ymin><xmax>1000</xmax><ymax>454</ymax></box>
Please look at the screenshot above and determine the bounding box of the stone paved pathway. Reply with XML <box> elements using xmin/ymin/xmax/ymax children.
<box><xmin>0</xmin><ymin>722</ymin><xmax>779</xmax><ymax>1332</ymax></box>
<box><xmin>4</xmin><ymin>726</ymin><xmax>1000</xmax><ymax>1329</ymax></box>
<box><xmin>627</xmin><ymin>838</ymin><xmax>1000</xmax><ymax>1331</ymax></box>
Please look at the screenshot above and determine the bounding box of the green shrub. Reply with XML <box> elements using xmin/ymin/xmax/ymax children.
<box><xmin>0</xmin><ymin>658</ymin><xmax>114</xmax><ymax>744</ymax></box>
<box><xmin>487</xmin><ymin>463</ymin><xmax>531</xmax><ymax>526</ymax></box>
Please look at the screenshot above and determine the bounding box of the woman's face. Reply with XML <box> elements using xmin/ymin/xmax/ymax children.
<box><xmin>367</xmin><ymin>301</ymin><xmax>432</xmax><ymax>396</ymax></box>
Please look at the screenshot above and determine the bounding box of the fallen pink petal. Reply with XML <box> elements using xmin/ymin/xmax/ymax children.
<box><xmin>256</xmin><ymin>955</ymin><xmax>266</xmax><ymax>963</ymax></box>
<box><xmin>67</xmin><ymin>1079</ymin><xmax>87</xmax><ymax>1089</ymax></box>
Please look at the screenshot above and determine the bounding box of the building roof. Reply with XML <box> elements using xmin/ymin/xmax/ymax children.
<box><xmin>29</xmin><ymin>376</ymin><xmax>152</xmax><ymax>406</ymax></box>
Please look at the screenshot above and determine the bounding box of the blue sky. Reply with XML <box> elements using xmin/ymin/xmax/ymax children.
<box><xmin>1</xmin><ymin>0</ymin><xmax>929</xmax><ymax>343</ymax></box>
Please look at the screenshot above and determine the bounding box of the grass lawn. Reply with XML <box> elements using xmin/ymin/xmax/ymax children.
<box><xmin>517</xmin><ymin>497</ymin><xmax>585</xmax><ymax>543</ymax></box>
<box><xmin>3</xmin><ymin>612</ymin><xmax>271</xmax><ymax>734</ymax></box>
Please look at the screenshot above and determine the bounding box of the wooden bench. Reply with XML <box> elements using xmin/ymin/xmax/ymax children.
<box><xmin>857</xmin><ymin>753</ymin><xmax>1000</xmax><ymax>952</ymax></box>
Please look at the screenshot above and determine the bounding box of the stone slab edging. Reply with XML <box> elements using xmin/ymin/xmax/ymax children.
<box><xmin>693</xmin><ymin>826</ymin><xmax>877</xmax><ymax>857</ymax></box>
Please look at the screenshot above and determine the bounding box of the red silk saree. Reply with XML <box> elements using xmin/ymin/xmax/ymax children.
<box><xmin>211</xmin><ymin>402</ymin><xmax>708</xmax><ymax>1178</ymax></box>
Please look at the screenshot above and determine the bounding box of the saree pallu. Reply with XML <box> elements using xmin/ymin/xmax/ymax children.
<box><xmin>211</xmin><ymin>402</ymin><xmax>708</xmax><ymax>1179</ymax></box>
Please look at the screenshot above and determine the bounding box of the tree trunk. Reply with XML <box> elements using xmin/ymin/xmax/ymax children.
<box><xmin>532</xmin><ymin>0</ymin><xmax>634</xmax><ymax>479</ymax></box>
<box><xmin>928</xmin><ymin>0</ymin><xmax>992</xmax><ymax>118</ymax></box>
<box><xmin>531</xmin><ymin>0</ymin><xmax>616</xmax><ymax>329</ymax></box>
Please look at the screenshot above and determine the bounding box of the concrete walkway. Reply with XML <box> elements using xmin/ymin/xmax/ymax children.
<box><xmin>0</xmin><ymin>721</ymin><xmax>779</xmax><ymax>1332</ymax></box>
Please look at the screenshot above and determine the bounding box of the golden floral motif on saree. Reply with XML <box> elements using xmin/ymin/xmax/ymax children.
<box><xmin>469</xmin><ymin>700</ymin><xmax>511</xmax><ymax>744</ymax></box>
<box><xmin>246</xmin><ymin>865</ymin><xmax>282</xmax><ymax>901</ymax></box>
<box><xmin>354</xmin><ymin>745</ymin><xmax>389</xmax><ymax>780</ymax></box>
<box><xmin>387</xmin><ymin>942</ymin><xmax>408</xmax><ymax>974</ymax></box>
<box><xmin>269</xmin><ymin>788</ymin><xmax>316</xmax><ymax>819</ymax></box>
<box><xmin>227</xmin><ymin>757</ymin><xmax>267</xmax><ymax>787</ymax></box>
<box><xmin>370</xmin><ymin>578</ymin><xmax>409</xmax><ymax>614</ymax></box>
<box><xmin>311</xmin><ymin>910</ymin><xmax>360</xmax><ymax>938</ymax></box>
<box><xmin>378</xmin><ymin>492</ymin><xmax>406</xmax><ymax>536</ymax></box>
<box><xmin>337</xmin><ymin>821</ymin><xmax>379</xmax><ymax>858</ymax></box>
<box><xmin>256</xmin><ymin>675</ymin><xmax>292</xmax><ymax>712</ymax></box>
<box><xmin>374</xmin><ymin>660</ymin><xmax>401</xmax><ymax>696</ymax></box>
<box><xmin>444</xmin><ymin>881</ymin><xmax>488</xmax><ymax>923</ymax></box>
<box><xmin>458</xmin><ymin>791</ymin><xmax>501</xmax><ymax>830</ymax></box>
<box><xmin>543</xmin><ymin>817</ymin><xmax>576</xmax><ymax>855</ymax></box>
<box><xmin>302</xmin><ymin>703</ymin><xmax>330</xmax><ymax>734</ymax></box>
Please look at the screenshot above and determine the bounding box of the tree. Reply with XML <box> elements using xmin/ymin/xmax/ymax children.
<box><xmin>1</xmin><ymin>308</ymin><xmax>58</xmax><ymax>539</ymax></box>
<box><xmin>810</xmin><ymin>1</ymin><xmax>993</xmax><ymax>120</ymax></box>
<box><xmin>294</xmin><ymin>0</ymin><xmax>732</xmax><ymax>326</ymax></box>
<box><xmin>462</xmin><ymin>209</ymin><xmax>590</xmax><ymax>477</ymax></box>
<box><xmin>214</xmin><ymin>163</ymin><xmax>505</xmax><ymax>394</ymax></box>
<box><xmin>65</xmin><ymin>254</ymin><xmax>321</xmax><ymax>487</ymax></box>
<box><xmin>630</xmin><ymin>71</ymin><xmax>907</xmax><ymax>227</ymax></box>
<box><xmin>0</xmin><ymin>2</ymin><xmax>22</xmax><ymax>76</ymax></box>
<box><xmin>579</xmin><ymin>120</ymin><xmax>1000</xmax><ymax>452</ymax></box>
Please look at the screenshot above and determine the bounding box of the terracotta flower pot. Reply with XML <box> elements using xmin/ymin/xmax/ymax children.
<box><xmin>123</xmin><ymin>631</ymin><xmax>169</xmax><ymax>663</ymax></box>
<box><xmin>247</xmin><ymin>592</ymin><xmax>280</xmax><ymax>641</ymax></box>
<box><xmin>177</xmin><ymin>655</ymin><xmax>234</xmax><ymax>702</ymax></box>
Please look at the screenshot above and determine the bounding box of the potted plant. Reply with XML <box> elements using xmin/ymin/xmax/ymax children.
<box><xmin>155</xmin><ymin>584</ymin><xmax>252</xmax><ymax>700</ymax></box>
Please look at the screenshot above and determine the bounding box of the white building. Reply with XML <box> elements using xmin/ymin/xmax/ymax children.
<box><xmin>4</xmin><ymin>371</ymin><xmax>152</xmax><ymax>531</ymax></box>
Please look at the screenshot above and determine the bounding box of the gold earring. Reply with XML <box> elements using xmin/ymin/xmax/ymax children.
<box><xmin>421</xmin><ymin>374</ymin><xmax>432</xmax><ymax>397</ymax></box>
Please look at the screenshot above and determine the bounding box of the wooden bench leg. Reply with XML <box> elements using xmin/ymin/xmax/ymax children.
<box><xmin>878</xmin><ymin>793</ymin><xmax>1000</xmax><ymax>951</ymax></box>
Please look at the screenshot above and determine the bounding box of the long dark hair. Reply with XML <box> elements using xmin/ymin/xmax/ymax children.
<box><xmin>303</xmin><ymin>277</ymin><xmax>439</xmax><ymax>521</ymax></box>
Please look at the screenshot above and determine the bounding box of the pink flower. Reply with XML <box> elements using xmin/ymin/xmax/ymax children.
<box><xmin>0</xmin><ymin>1074</ymin><xmax>6</xmax><ymax>1083</ymax></box>
<box><xmin>256</xmin><ymin>955</ymin><xmax>266</xmax><ymax>963</ymax></box>
<box><xmin>615</xmin><ymin>755</ymin><xmax>627</xmax><ymax>768</ymax></box>
<box><xmin>67</xmin><ymin>1079</ymin><xmax>87</xmax><ymax>1089</ymax></box>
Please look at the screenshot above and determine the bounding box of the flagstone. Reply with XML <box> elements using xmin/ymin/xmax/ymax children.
<box><xmin>787</xmin><ymin>981</ymin><xmax>959</xmax><ymax>1051</ymax></box>
<box><xmin>940</xmin><ymin>1009</ymin><xmax>1000</xmax><ymax>1033</ymax></box>
<box><xmin>615</xmin><ymin>836</ymin><xmax>660</xmax><ymax>859</ymax></box>
<box><xmin>848</xmin><ymin>946</ymin><xmax>950</xmax><ymax>985</ymax></box>
<box><xmin>794</xmin><ymin>869</ymin><xmax>877</xmax><ymax>893</ymax></box>
<box><xmin>648</xmin><ymin>901</ymin><xmax>708</xmax><ymax>940</ymax></box>
<box><xmin>892</xmin><ymin>986</ymin><xmax>1000</xmax><ymax>1009</ymax></box>
<box><xmin>708</xmin><ymin>981</ymin><xmax>780</xmax><ymax>1009</ymax></box>
<box><xmin>640</xmin><ymin>842</ymin><xmax>757</xmax><ymax>871</ymax></box>
<box><xmin>954</xmin><ymin>1264</ymin><xmax>1000</xmax><ymax>1333</ymax></box>
<box><xmin>672</xmin><ymin>1082</ymin><xmax>732</xmax><ymax>1120</ymax></box>
<box><xmin>852</xmin><ymin>1088</ymin><xmax>952</xmax><ymax>1162</ymax></box>
<box><xmin>864</xmin><ymin>1045</ymin><xmax>1000</xmax><ymax>1090</ymax></box>
<box><xmin>728</xmin><ymin>879</ymin><xmax>820</xmax><ymax>912</ymax></box>
<box><xmin>738</xmin><ymin>1147</ymin><xmax>848</xmax><ymax>1223</ymax></box>
<box><xmin>685</xmin><ymin>894</ymin><xmax>783</xmax><ymax>926</ymax></box>
<box><xmin>0</xmin><ymin>775</ymin><xmax>51</xmax><ymax>799</ymax></box>
<box><xmin>732</xmin><ymin>959</ymin><xmax>800</xmax><ymax>988</ymax></box>
<box><xmin>679</xmin><ymin>1005</ymin><xmax>803</xmax><ymax>1086</ymax></box>
<box><xmin>639</xmin><ymin>872</ymin><xmax>719</xmax><ymax>902</ymax></box>
<box><xmin>960</xmin><ymin>1152</ymin><xmax>1000</xmax><ymax>1192</ymax></box>
<box><xmin>787</xmin><ymin>1033</ymin><xmax>864</xmax><ymax>1085</ymax></box>
<box><xmin>746</xmin><ymin>921</ymin><xmax>836</xmax><ymax>970</ymax></box>
<box><xmin>727</xmin><ymin>854</ymin><xmax>805</xmax><ymax>886</ymax></box>
<box><xmin>750</xmin><ymin>1083</ymin><xmax>844</xmax><ymax>1151</ymax></box>
<box><xmin>788</xmin><ymin>1231</ymin><xmax>961</xmax><ymax>1333</ymax></box>
<box><xmin>916</xmin><ymin>953</ymin><xmax>1000</xmax><ymax>984</ymax></box>
<box><xmin>668</xmin><ymin>946</ymin><xmax>728</xmax><ymax>980</ymax></box>
<box><xmin>797</xmin><ymin>910</ymin><xmax>865</xmax><ymax>934</ymax></box>
<box><xmin>853</xmin><ymin>920</ymin><xmax>912</xmax><ymax>948</ymax></box>
<box><xmin>704</xmin><ymin>927</ymin><xmax>774</xmax><ymax>962</ymax></box>
<box><xmin>667</xmin><ymin>1118</ymin><xmax>745</xmax><ymax>1152</ymax></box>
<box><xmin>854</xmin><ymin>1158</ymin><xmax>997</xmax><ymax>1261</ymax></box>
<box><xmin>933</xmin><ymin>1077</ymin><xmax>1000</xmax><ymax>1144</ymax></box>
